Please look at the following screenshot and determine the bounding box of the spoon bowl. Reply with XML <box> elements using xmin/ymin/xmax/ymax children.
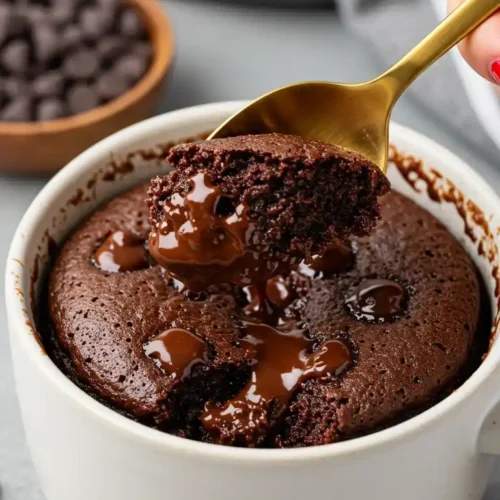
<box><xmin>209</xmin><ymin>80</ymin><xmax>394</xmax><ymax>169</ymax></box>
<box><xmin>210</xmin><ymin>0</ymin><xmax>499</xmax><ymax>172</ymax></box>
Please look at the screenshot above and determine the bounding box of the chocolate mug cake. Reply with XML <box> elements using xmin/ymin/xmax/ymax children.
<box><xmin>41</xmin><ymin>133</ymin><xmax>489</xmax><ymax>448</ymax></box>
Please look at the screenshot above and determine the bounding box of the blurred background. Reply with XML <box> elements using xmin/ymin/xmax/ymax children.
<box><xmin>1</xmin><ymin>0</ymin><xmax>500</xmax><ymax>498</ymax></box>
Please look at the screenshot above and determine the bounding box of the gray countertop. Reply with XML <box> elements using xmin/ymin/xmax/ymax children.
<box><xmin>1</xmin><ymin>1</ymin><xmax>499</xmax><ymax>498</ymax></box>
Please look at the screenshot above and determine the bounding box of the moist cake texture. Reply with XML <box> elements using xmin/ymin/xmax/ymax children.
<box><xmin>45</xmin><ymin>181</ymin><xmax>484</xmax><ymax>447</ymax></box>
<box><xmin>148</xmin><ymin>134</ymin><xmax>390</xmax><ymax>290</ymax></box>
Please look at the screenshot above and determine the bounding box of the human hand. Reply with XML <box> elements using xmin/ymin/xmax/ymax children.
<box><xmin>448</xmin><ymin>0</ymin><xmax>500</xmax><ymax>84</ymax></box>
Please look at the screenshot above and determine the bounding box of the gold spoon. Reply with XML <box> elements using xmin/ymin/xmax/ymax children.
<box><xmin>208</xmin><ymin>0</ymin><xmax>499</xmax><ymax>172</ymax></box>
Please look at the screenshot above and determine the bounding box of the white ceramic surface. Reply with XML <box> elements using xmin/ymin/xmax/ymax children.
<box><xmin>6</xmin><ymin>101</ymin><xmax>500</xmax><ymax>500</ymax></box>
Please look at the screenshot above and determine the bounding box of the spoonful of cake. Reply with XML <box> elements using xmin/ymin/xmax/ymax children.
<box><xmin>208</xmin><ymin>0</ymin><xmax>498</xmax><ymax>172</ymax></box>
<box><xmin>148</xmin><ymin>134</ymin><xmax>389</xmax><ymax>291</ymax></box>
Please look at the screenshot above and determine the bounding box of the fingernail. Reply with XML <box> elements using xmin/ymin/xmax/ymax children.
<box><xmin>489</xmin><ymin>60</ymin><xmax>500</xmax><ymax>84</ymax></box>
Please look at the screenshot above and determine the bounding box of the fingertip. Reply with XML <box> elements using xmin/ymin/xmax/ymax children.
<box><xmin>454</xmin><ymin>8</ymin><xmax>500</xmax><ymax>84</ymax></box>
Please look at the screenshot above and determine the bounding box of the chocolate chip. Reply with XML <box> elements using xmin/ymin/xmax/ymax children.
<box><xmin>36</xmin><ymin>98</ymin><xmax>67</xmax><ymax>121</ymax></box>
<box><xmin>0</xmin><ymin>97</ymin><xmax>32</xmax><ymax>122</ymax></box>
<box><xmin>26</xmin><ymin>6</ymin><xmax>49</xmax><ymax>24</ymax></box>
<box><xmin>80</xmin><ymin>7</ymin><xmax>114</xmax><ymax>41</ymax></box>
<box><xmin>1</xmin><ymin>40</ymin><xmax>30</xmax><ymax>75</ymax></box>
<box><xmin>96</xmin><ymin>0</ymin><xmax>122</xmax><ymax>12</ymax></box>
<box><xmin>52</xmin><ymin>1</ymin><xmax>77</xmax><ymax>27</ymax></box>
<box><xmin>0</xmin><ymin>6</ymin><xmax>12</xmax><ymax>47</ymax></box>
<box><xmin>97</xmin><ymin>36</ymin><xmax>126</xmax><ymax>62</ymax></box>
<box><xmin>32</xmin><ymin>24</ymin><xmax>59</xmax><ymax>64</ymax></box>
<box><xmin>67</xmin><ymin>84</ymin><xmax>99</xmax><ymax>115</ymax></box>
<box><xmin>119</xmin><ymin>7</ymin><xmax>146</xmax><ymax>38</ymax></box>
<box><xmin>133</xmin><ymin>41</ymin><xmax>153</xmax><ymax>61</ymax></box>
<box><xmin>114</xmin><ymin>54</ymin><xmax>148</xmax><ymax>84</ymax></box>
<box><xmin>96</xmin><ymin>70</ymin><xmax>130</xmax><ymax>101</ymax></box>
<box><xmin>3</xmin><ymin>78</ymin><xmax>30</xmax><ymax>99</ymax></box>
<box><xmin>60</xmin><ymin>25</ymin><xmax>82</xmax><ymax>52</ymax></box>
<box><xmin>0</xmin><ymin>85</ymin><xmax>6</xmax><ymax>108</ymax></box>
<box><xmin>33</xmin><ymin>72</ymin><xmax>64</xmax><ymax>98</ymax></box>
<box><xmin>64</xmin><ymin>49</ymin><xmax>99</xmax><ymax>80</ymax></box>
<box><xmin>9</xmin><ymin>12</ymin><xmax>28</xmax><ymax>39</ymax></box>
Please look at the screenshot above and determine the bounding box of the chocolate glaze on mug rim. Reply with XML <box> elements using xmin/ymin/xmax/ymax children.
<box><xmin>6</xmin><ymin>101</ymin><xmax>500</xmax><ymax>462</ymax></box>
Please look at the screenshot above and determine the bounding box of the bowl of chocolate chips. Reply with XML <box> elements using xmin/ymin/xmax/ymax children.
<box><xmin>0</xmin><ymin>0</ymin><xmax>174</xmax><ymax>174</ymax></box>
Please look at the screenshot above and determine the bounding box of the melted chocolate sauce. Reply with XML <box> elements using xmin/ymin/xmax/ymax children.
<box><xmin>346</xmin><ymin>278</ymin><xmax>407</xmax><ymax>323</ymax></box>
<box><xmin>299</xmin><ymin>240</ymin><xmax>355</xmax><ymax>278</ymax></box>
<box><xmin>144</xmin><ymin>328</ymin><xmax>209</xmax><ymax>379</ymax></box>
<box><xmin>94</xmin><ymin>231</ymin><xmax>148</xmax><ymax>273</ymax></box>
<box><xmin>202</xmin><ymin>323</ymin><xmax>352</xmax><ymax>443</ymax></box>
<box><xmin>149</xmin><ymin>173</ymin><xmax>295</xmax><ymax>291</ymax></box>
<box><xmin>243</xmin><ymin>275</ymin><xmax>295</xmax><ymax>326</ymax></box>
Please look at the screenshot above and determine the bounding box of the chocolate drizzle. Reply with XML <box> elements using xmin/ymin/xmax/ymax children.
<box><xmin>149</xmin><ymin>172</ymin><xmax>294</xmax><ymax>291</ymax></box>
<box><xmin>94</xmin><ymin>230</ymin><xmax>148</xmax><ymax>273</ymax></box>
<box><xmin>201</xmin><ymin>323</ymin><xmax>352</xmax><ymax>445</ymax></box>
<box><xmin>299</xmin><ymin>239</ymin><xmax>355</xmax><ymax>278</ymax></box>
<box><xmin>144</xmin><ymin>329</ymin><xmax>209</xmax><ymax>380</ymax></box>
<box><xmin>346</xmin><ymin>278</ymin><xmax>407</xmax><ymax>323</ymax></box>
<box><xmin>243</xmin><ymin>275</ymin><xmax>296</xmax><ymax>326</ymax></box>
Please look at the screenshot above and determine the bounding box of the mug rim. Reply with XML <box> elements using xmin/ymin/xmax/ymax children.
<box><xmin>6</xmin><ymin>100</ymin><xmax>500</xmax><ymax>464</ymax></box>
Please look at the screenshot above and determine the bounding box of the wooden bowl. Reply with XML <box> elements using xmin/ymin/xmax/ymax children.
<box><xmin>0</xmin><ymin>0</ymin><xmax>174</xmax><ymax>174</ymax></box>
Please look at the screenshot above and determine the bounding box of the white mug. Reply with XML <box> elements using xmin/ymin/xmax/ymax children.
<box><xmin>6</xmin><ymin>101</ymin><xmax>500</xmax><ymax>500</ymax></box>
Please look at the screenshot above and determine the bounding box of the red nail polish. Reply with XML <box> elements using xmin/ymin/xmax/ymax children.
<box><xmin>490</xmin><ymin>60</ymin><xmax>500</xmax><ymax>84</ymax></box>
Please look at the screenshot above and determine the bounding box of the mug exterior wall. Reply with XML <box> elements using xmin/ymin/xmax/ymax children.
<box><xmin>7</xmin><ymin>102</ymin><xmax>500</xmax><ymax>500</ymax></box>
<box><xmin>10</xmin><ymin>330</ymin><xmax>497</xmax><ymax>500</ymax></box>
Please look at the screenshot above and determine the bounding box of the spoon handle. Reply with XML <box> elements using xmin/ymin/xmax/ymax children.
<box><xmin>379</xmin><ymin>0</ymin><xmax>500</xmax><ymax>100</ymax></box>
